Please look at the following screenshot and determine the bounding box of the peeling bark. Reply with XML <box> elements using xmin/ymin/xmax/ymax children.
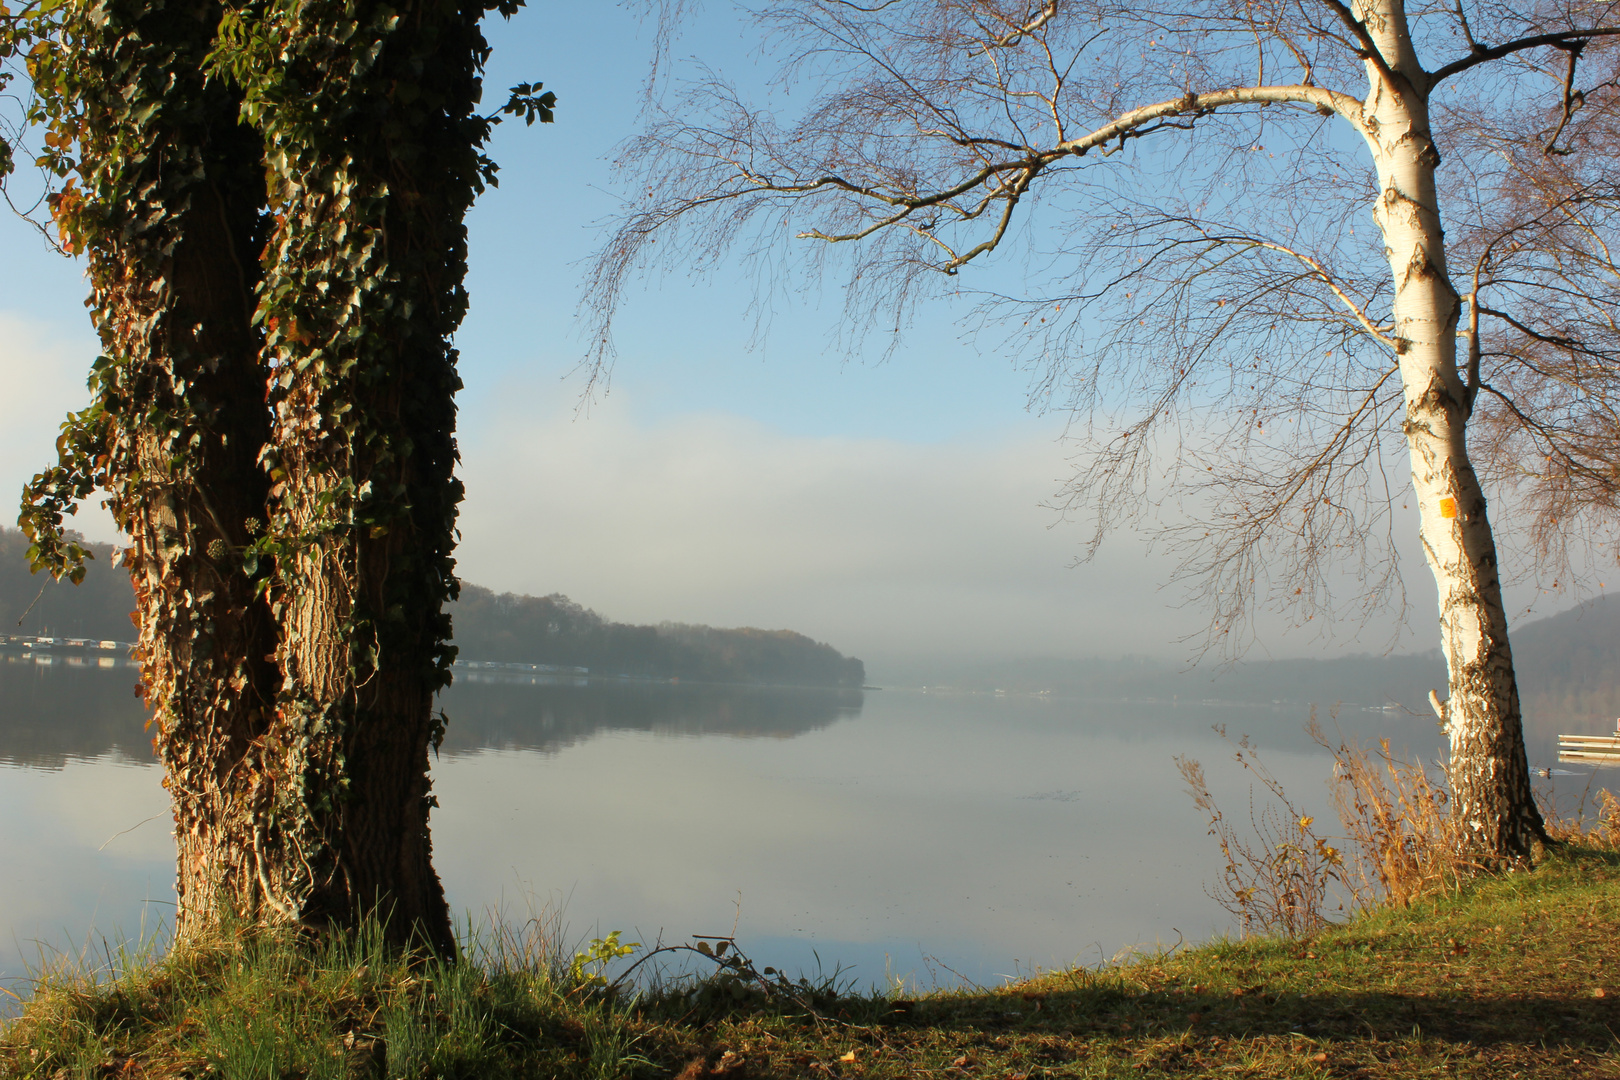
<box><xmin>1356</xmin><ymin>0</ymin><xmax>1547</xmax><ymax>860</ymax></box>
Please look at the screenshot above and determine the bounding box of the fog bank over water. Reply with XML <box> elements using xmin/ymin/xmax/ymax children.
<box><xmin>455</xmin><ymin>393</ymin><xmax>1446</xmax><ymax>663</ymax></box>
<box><xmin>1</xmin><ymin>311</ymin><xmax>1596</xmax><ymax>668</ymax></box>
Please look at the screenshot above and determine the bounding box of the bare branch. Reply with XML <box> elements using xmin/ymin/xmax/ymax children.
<box><xmin>1543</xmin><ymin>42</ymin><xmax>1586</xmax><ymax>155</ymax></box>
<box><xmin>1054</xmin><ymin>84</ymin><xmax>1362</xmax><ymax>156</ymax></box>
<box><xmin>593</xmin><ymin>0</ymin><xmax>1620</xmax><ymax>662</ymax></box>
<box><xmin>968</xmin><ymin>1</ymin><xmax>1060</xmax><ymax>54</ymax></box>
<box><xmin>1431</xmin><ymin>27</ymin><xmax>1620</xmax><ymax>85</ymax></box>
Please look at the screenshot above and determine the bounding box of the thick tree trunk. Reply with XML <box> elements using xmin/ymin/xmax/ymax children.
<box><xmin>230</xmin><ymin>0</ymin><xmax>500</xmax><ymax>952</ymax></box>
<box><xmin>256</xmin><ymin>528</ymin><xmax>452</xmax><ymax>947</ymax></box>
<box><xmin>35</xmin><ymin>0</ymin><xmax>507</xmax><ymax>951</ymax></box>
<box><xmin>1358</xmin><ymin>0</ymin><xmax>1547</xmax><ymax>861</ymax></box>
<box><xmin>55</xmin><ymin>0</ymin><xmax>292</xmax><ymax>931</ymax></box>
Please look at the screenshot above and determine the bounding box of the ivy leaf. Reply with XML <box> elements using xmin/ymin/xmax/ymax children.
<box><xmin>496</xmin><ymin>80</ymin><xmax>555</xmax><ymax>126</ymax></box>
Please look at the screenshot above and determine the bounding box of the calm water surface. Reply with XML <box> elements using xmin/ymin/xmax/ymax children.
<box><xmin>2</xmin><ymin>654</ymin><xmax>1583</xmax><ymax>999</ymax></box>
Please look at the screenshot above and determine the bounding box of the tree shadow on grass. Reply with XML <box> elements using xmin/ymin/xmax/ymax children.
<box><xmin>898</xmin><ymin>986</ymin><xmax>1619</xmax><ymax>1050</ymax></box>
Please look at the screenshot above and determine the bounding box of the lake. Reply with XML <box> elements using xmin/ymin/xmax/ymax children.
<box><xmin>0</xmin><ymin>651</ymin><xmax>1592</xmax><ymax>1002</ymax></box>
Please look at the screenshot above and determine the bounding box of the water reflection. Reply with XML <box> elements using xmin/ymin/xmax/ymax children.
<box><xmin>0</xmin><ymin>657</ymin><xmax>1606</xmax><ymax>1002</ymax></box>
<box><xmin>0</xmin><ymin>652</ymin><xmax>149</xmax><ymax>769</ymax></box>
<box><xmin>438</xmin><ymin>678</ymin><xmax>864</xmax><ymax>756</ymax></box>
<box><xmin>0</xmin><ymin>654</ymin><xmax>864</xmax><ymax>767</ymax></box>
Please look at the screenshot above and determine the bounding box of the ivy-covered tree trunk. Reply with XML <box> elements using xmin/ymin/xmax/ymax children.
<box><xmin>22</xmin><ymin>0</ymin><xmax>292</xmax><ymax>929</ymax></box>
<box><xmin>210</xmin><ymin>0</ymin><xmax>515</xmax><ymax>952</ymax></box>
<box><xmin>23</xmin><ymin>0</ymin><xmax>529</xmax><ymax>951</ymax></box>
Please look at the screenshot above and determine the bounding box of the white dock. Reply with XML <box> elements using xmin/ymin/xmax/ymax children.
<box><xmin>1557</xmin><ymin>734</ymin><xmax>1620</xmax><ymax>764</ymax></box>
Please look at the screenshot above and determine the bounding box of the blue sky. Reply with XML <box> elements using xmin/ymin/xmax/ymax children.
<box><xmin>2</xmin><ymin>3</ymin><xmax>1569</xmax><ymax>670</ymax></box>
<box><xmin>459</xmin><ymin>4</ymin><xmax>1044</xmax><ymax>441</ymax></box>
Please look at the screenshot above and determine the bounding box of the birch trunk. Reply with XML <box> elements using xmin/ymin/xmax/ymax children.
<box><xmin>1357</xmin><ymin>0</ymin><xmax>1547</xmax><ymax>861</ymax></box>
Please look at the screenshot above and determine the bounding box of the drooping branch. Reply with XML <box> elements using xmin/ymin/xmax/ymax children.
<box><xmin>1543</xmin><ymin>41</ymin><xmax>1587</xmax><ymax>155</ymax></box>
<box><xmin>1209</xmin><ymin>231</ymin><xmax>1401</xmax><ymax>349</ymax></box>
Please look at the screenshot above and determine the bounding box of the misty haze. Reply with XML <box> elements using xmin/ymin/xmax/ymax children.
<box><xmin>5</xmin><ymin>3</ymin><xmax>1620</xmax><ymax>1075</ymax></box>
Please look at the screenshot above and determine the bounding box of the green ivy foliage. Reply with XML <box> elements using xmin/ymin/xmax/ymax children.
<box><xmin>6</xmin><ymin>0</ymin><xmax>548</xmax><ymax>942</ymax></box>
<box><xmin>211</xmin><ymin>0</ymin><xmax>536</xmax><ymax>927</ymax></box>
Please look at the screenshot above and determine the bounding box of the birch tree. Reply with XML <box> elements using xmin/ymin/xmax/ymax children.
<box><xmin>589</xmin><ymin>0</ymin><xmax>1620</xmax><ymax>862</ymax></box>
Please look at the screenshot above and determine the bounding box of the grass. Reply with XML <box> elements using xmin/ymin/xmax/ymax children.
<box><xmin>2</xmin><ymin>843</ymin><xmax>1618</xmax><ymax>1079</ymax></box>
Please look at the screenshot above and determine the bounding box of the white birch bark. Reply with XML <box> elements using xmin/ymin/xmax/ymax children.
<box><xmin>1355</xmin><ymin>0</ymin><xmax>1546</xmax><ymax>859</ymax></box>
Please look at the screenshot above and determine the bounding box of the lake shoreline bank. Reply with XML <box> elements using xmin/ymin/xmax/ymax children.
<box><xmin>3</xmin><ymin>844</ymin><xmax>1614</xmax><ymax>1079</ymax></box>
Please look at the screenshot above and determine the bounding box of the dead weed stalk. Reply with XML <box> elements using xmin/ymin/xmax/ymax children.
<box><xmin>1177</xmin><ymin>726</ymin><xmax>1346</xmax><ymax>939</ymax></box>
<box><xmin>1308</xmin><ymin>714</ymin><xmax>1474</xmax><ymax>908</ymax></box>
<box><xmin>1179</xmin><ymin>709</ymin><xmax>1500</xmax><ymax>937</ymax></box>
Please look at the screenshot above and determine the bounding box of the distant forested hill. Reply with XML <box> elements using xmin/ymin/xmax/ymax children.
<box><xmin>1512</xmin><ymin>596</ymin><xmax>1620</xmax><ymax>722</ymax></box>
<box><xmin>875</xmin><ymin>595</ymin><xmax>1620</xmax><ymax>741</ymax></box>
<box><xmin>0</xmin><ymin>529</ymin><xmax>134</xmax><ymax>641</ymax></box>
<box><xmin>448</xmin><ymin>584</ymin><xmax>866</xmax><ymax>687</ymax></box>
<box><xmin>0</xmin><ymin>529</ymin><xmax>865</xmax><ymax>688</ymax></box>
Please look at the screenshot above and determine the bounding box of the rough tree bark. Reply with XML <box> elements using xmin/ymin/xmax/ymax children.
<box><xmin>210</xmin><ymin>0</ymin><xmax>519</xmax><ymax>950</ymax></box>
<box><xmin>18</xmin><ymin>0</ymin><xmax>532</xmax><ymax>949</ymax></box>
<box><xmin>1356</xmin><ymin>0</ymin><xmax>1545</xmax><ymax>857</ymax></box>
<box><xmin>22</xmin><ymin>0</ymin><xmax>295</xmax><ymax>927</ymax></box>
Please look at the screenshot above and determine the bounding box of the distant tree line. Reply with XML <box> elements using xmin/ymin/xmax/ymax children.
<box><xmin>450</xmin><ymin>584</ymin><xmax>867</xmax><ymax>688</ymax></box>
<box><xmin>884</xmin><ymin>596</ymin><xmax>1620</xmax><ymax>741</ymax></box>
<box><xmin>0</xmin><ymin>529</ymin><xmax>131</xmax><ymax>641</ymax></box>
<box><xmin>0</xmin><ymin>530</ymin><xmax>866</xmax><ymax>688</ymax></box>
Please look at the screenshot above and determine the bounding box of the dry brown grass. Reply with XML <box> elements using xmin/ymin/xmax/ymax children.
<box><xmin>1180</xmin><ymin>709</ymin><xmax>1588</xmax><ymax>936</ymax></box>
<box><xmin>1540</xmin><ymin>781</ymin><xmax>1620</xmax><ymax>847</ymax></box>
<box><xmin>1176</xmin><ymin>725</ymin><xmax>1348</xmax><ymax>938</ymax></box>
<box><xmin>1186</xmin><ymin>705</ymin><xmax>1620</xmax><ymax>941</ymax></box>
<box><xmin>1309</xmin><ymin>713</ymin><xmax>1475</xmax><ymax>909</ymax></box>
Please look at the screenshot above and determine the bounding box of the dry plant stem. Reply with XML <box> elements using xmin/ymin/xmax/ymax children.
<box><xmin>1187</xmin><ymin>714</ymin><xmax>1482</xmax><ymax>927</ymax></box>
<box><xmin>1178</xmin><ymin>726</ymin><xmax>1346</xmax><ymax>938</ymax></box>
<box><xmin>1312</xmin><ymin>717</ymin><xmax>1467</xmax><ymax>907</ymax></box>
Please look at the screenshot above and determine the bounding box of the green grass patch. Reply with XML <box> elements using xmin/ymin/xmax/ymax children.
<box><xmin>4</xmin><ymin>846</ymin><xmax>1619</xmax><ymax>1078</ymax></box>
